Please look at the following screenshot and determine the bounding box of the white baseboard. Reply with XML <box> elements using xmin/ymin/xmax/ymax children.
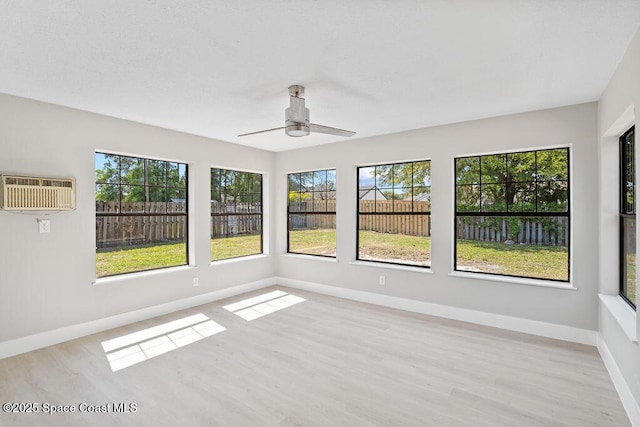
<box><xmin>4</xmin><ymin>274</ymin><xmax>631</xmax><ymax>422</ymax></box>
<box><xmin>1</xmin><ymin>275</ymin><xmax>598</xmax><ymax>359</ymax></box>
<box><xmin>598</xmin><ymin>335</ymin><xmax>640</xmax><ymax>426</ymax></box>
<box><xmin>277</xmin><ymin>277</ymin><xmax>597</xmax><ymax>346</ymax></box>
<box><xmin>0</xmin><ymin>277</ymin><xmax>276</xmax><ymax>360</ymax></box>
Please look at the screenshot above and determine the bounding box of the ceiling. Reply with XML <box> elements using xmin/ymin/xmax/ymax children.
<box><xmin>1</xmin><ymin>1</ymin><xmax>639</xmax><ymax>152</ymax></box>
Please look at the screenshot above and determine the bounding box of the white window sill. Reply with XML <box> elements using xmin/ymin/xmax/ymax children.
<box><xmin>210</xmin><ymin>253</ymin><xmax>269</xmax><ymax>266</ymax></box>
<box><xmin>349</xmin><ymin>260</ymin><xmax>432</xmax><ymax>274</ymax></box>
<box><xmin>94</xmin><ymin>265</ymin><xmax>193</xmax><ymax>285</ymax></box>
<box><xmin>448</xmin><ymin>271</ymin><xmax>576</xmax><ymax>290</ymax></box>
<box><xmin>599</xmin><ymin>294</ymin><xmax>638</xmax><ymax>343</ymax></box>
<box><xmin>282</xmin><ymin>253</ymin><xmax>338</xmax><ymax>263</ymax></box>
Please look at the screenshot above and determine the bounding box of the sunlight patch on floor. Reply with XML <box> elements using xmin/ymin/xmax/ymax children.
<box><xmin>223</xmin><ymin>290</ymin><xmax>305</xmax><ymax>321</ymax></box>
<box><xmin>102</xmin><ymin>314</ymin><xmax>225</xmax><ymax>372</ymax></box>
<box><xmin>222</xmin><ymin>290</ymin><xmax>287</xmax><ymax>312</ymax></box>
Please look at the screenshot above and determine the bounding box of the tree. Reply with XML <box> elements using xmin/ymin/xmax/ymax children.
<box><xmin>95</xmin><ymin>154</ymin><xmax>120</xmax><ymax>202</ymax></box>
<box><xmin>288</xmin><ymin>170</ymin><xmax>336</xmax><ymax>207</ymax></box>
<box><xmin>455</xmin><ymin>149</ymin><xmax>569</xmax><ymax>241</ymax></box>
<box><xmin>211</xmin><ymin>169</ymin><xmax>262</xmax><ymax>217</ymax></box>
<box><xmin>368</xmin><ymin>161</ymin><xmax>431</xmax><ymax>201</ymax></box>
<box><xmin>96</xmin><ymin>154</ymin><xmax>187</xmax><ymax>203</ymax></box>
<box><xmin>455</xmin><ymin>149</ymin><xmax>568</xmax><ymax>213</ymax></box>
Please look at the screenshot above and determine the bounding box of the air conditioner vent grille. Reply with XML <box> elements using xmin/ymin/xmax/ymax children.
<box><xmin>1</xmin><ymin>175</ymin><xmax>76</xmax><ymax>211</ymax></box>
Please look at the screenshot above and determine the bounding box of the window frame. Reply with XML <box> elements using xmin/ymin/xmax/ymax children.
<box><xmin>210</xmin><ymin>168</ymin><xmax>264</xmax><ymax>261</ymax></box>
<box><xmin>287</xmin><ymin>168</ymin><xmax>337</xmax><ymax>258</ymax></box>
<box><xmin>453</xmin><ymin>147</ymin><xmax>571</xmax><ymax>282</ymax></box>
<box><xmin>95</xmin><ymin>152</ymin><xmax>189</xmax><ymax>278</ymax></box>
<box><xmin>356</xmin><ymin>160</ymin><xmax>432</xmax><ymax>269</ymax></box>
<box><xmin>620</xmin><ymin>126</ymin><xmax>636</xmax><ymax>309</ymax></box>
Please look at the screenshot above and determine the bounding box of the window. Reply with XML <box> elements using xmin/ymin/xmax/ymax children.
<box><xmin>287</xmin><ymin>169</ymin><xmax>336</xmax><ymax>257</ymax></box>
<box><xmin>95</xmin><ymin>153</ymin><xmax>188</xmax><ymax>277</ymax></box>
<box><xmin>454</xmin><ymin>148</ymin><xmax>569</xmax><ymax>281</ymax></box>
<box><xmin>620</xmin><ymin>126</ymin><xmax>636</xmax><ymax>308</ymax></box>
<box><xmin>357</xmin><ymin>161</ymin><xmax>431</xmax><ymax>267</ymax></box>
<box><xmin>211</xmin><ymin>168</ymin><xmax>263</xmax><ymax>260</ymax></box>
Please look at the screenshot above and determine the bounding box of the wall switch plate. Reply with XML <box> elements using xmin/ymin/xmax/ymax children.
<box><xmin>38</xmin><ymin>219</ymin><xmax>50</xmax><ymax>233</ymax></box>
<box><xmin>379</xmin><ymin>275</ymin><xmax>385</xmax><ymax>285</ymax></box>
<box><xmin>193</xmin><ymin>277</ymin><xmax>199</xmax><ymax>287</ymax></box>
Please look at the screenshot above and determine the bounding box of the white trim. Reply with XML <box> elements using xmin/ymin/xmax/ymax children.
<box><xmin>276</xmin><ymin>277</ymin><xmax>596</xmax><ymax>345</ymax></box>
<box><xmin>282</xmin><ymin>253</ymin><xmax>338</xmax><ymax>263</ymax></box>
<box><xmin>349</xmin><ymin>260</ymin><xmax>432</xmax><ymax>273</ymax></box>
<box><xmin>453</xmin><ymin>143</ymin><xmax>572</xmax><ymax>159</ymax></box>
<box><xmin>0</xmin><ymin>277</ymin><xmax>276</xmax><ymax>360</ymax></box>
<box><xmin>95</xmin><ymin>149</ymin><xmax>190</xmax><ymax>165</ymax></box>
<box><xmin>598</xmin><ymin>334</ymin><xmax>640</xmax><ymax>426</ymax></box>
<box><xmin>283</xmin><ymin>166</ymin><xmax>337</xmax><ymax>175</ymax></box>
<box><xmin>603</xmin><ymin>104</ymin><xmax>635</xmax><ymax>137</ymax></box>
<box><xmin>449</xmin><ymin>271</ymin><xmax>576</xmax><ymax>290</ymax></box>
<box><xmin>209</xmin><ymin>164</ymin><xmax>266</xmax><ymax>175</ymax></box>
<box><xmin>94</xmin><ymin>265</ymin><xmax>194</xmax><ymax>285</ymax></box>
<box><xmin>210</xmin><ymin>253</ymin><xmax>270</xmax><ymax>266</ymax></box>
<box><xmin>355</xmin><ymin>156</ymin><xmax>432</xmax><ymax>168</ymax></box>
<box><xmin>600</xmin><ymin>294</ymin><xmax>638</xmax><ymax>343</ymax></box>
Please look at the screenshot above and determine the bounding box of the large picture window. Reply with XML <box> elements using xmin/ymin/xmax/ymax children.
<box><xmin>211</xmin><ymin>168</ymin><xmax>263</xmax><ymax>261</ymax></box>
<box><xmin>95</xmin><ymin>153</ymin><xmax>188</xmax><ymax>277</ymax></box>
<box><xmin>454</xmin><ymin>148</ymin><xmax>569</xmax><ymax>281</ymax></box>
<box><xmin>620</xmin><ymin>126</ymin><xmax>636</xmax><ymax>308</ymax></box>
<box><xmin>287</xmin><ymin>169</ymin><xmax>336</xmax><ymax>257</ymax></box>
<box><xmin>357</xmin><ymin>160</ymin><xmax>431</xmax><ymax>267</ymax></box>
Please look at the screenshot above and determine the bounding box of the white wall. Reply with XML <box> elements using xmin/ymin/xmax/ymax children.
<box><xmin>275</xmin><ymin>102</ymin><xmax>599</xmax><ymax>331</ymax></box>
<box><xmin>598</xmin><ymin>27</ymin><xmax>640</xmax><ymax>413</ymax></box>
<box><xmin>0</xmin><ymin>91</ymin><xmax>602</xmax><ymax>344</ymax></box>
<box><xmin>0</xmin><ymin>93</ymin><xmax>275</xmax><ymax>342</ymax></box>
<box><xmin>0</xmin><ymin>56</ymin><xmax>633</xmax><ymax>413</ymax></box>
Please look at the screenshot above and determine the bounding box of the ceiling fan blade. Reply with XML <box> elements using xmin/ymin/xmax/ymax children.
<box><xmin>238</xmin><ymin>126</ymin><xmax>285</xmax><ymax>137</ymax></box>
<box><xmin>309</xmin><ymin>123</ymin><xmax>356</xmax><ymax>137</ymax></box>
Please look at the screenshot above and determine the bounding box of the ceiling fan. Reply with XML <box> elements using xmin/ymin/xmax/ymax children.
<box><xmin>239</xmin><ymin>85</ymin><xmax>356</xmax><ymax>138</ymax></box>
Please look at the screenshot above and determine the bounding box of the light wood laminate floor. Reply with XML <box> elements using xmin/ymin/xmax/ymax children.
<box><xmin>0</xmin><ymin>286</ymin><xmax>630</xmax><ymax>426</ymax></box>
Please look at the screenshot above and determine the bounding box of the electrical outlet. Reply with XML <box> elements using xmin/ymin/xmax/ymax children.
<box><xmin>379</xmin><ymin>275</ymin><xmax>385</xmax><ymax>285</ymax></box>
<box><xmin>193</xmin><ymin>277</ymin><xmax>199</xmax><ymax>287</ymax></box>
<box><xmin>38</xmin><ymin>219</ymin><xmax>50</xmax><ymax>233</ymax></box>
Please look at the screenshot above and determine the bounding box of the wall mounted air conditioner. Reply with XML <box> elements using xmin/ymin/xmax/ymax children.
<box><xmin>0</xmin><ymin>175</ymin><xmax>76</xmax><ymax>211</ymax></box>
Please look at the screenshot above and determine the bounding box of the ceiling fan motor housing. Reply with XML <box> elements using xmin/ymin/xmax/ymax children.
<box><xmin>285</xmin><ymin>90</ymin><xmax>310</xmax><ymax>136</ymax></box>
<box><xmin>285</xmin><ymin>123</ymin><xmax>310</xmax><ymax>137</ymax></box>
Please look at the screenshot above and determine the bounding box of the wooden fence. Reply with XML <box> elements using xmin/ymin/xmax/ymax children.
<box><xmin>96</xmin><ymin>201</ymin><xmax>187</xmax><ymax>249</ymax></box>
<box><xmin>211</xmin><ymin>214</ymin><xmax>261</xmax><ymax>238</ymax></box>
<box><xmin>289</xmin><ymin>200</ymin><xmax>337</xmax><ymax>230</ymax></box>
<box><xmin>96</xmin><ymin>201</ymin><xmax>264</xmax><ymax>248</ymax></box>
<box><xmin>358</xmin><ymin>200</ymin><xmax>430</xmax><ymax>213</ymax></box>
<box><xmin>456</xmin><ymin>216</ymin><xmax>569</xmax><ymax>246</ymax></box>
<box><xmin>97</xmin><ymin>200</ymin><xmax>567</xmax><ymax>248</ymax></box>
<box><xmin>290</xmin><ymin>200</ymin><xmax>431</xmax><ymax>236</ymax></box>
<box><xmin>359</xmin><ymin>200</ymin><xmax>431</xmax><ymax>236</ymax></box>
<box><xmin>290</xmin><ymin>214</ymin><xmax>337</xmax><ymax>230</ymax></box>
<box><xmin>211</xmin><ymin>201</ymin><xmax>261</xmax><ymax>238</ymax></box>
<box><xmin>359</xmin><ymin>214</ymin><xmax>431</xmax><ymax>236</ymax></box>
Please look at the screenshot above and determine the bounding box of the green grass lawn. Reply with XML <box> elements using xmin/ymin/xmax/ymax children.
<box><xmin>359</xmin><ymin>230</ymin><xmax>431</xmax><ymax>266</ymax></box>
<box><xmin>626</xmin><ymin>253</ymin><xmax>637</xmax><ymax>304</ymax></box>
<box><xmin>456</xmin><ymin>239</ymin><xmax>568</xmax><ymax>281</ymax></box>
<box><xmin>97</xmin><ymin>230</ymin><xmax>569</xmax><ymax>281</ymax></box>
<box><xmin>211</xmin><ymin>234</ymin><xmax>261</xmax><ymax>260</ymax></box>
<box><xmin>289</xmin><ymin>229</ymin><xmax>336</xmax><ymax>256</ymax></box>
<box><xmin>96</xmin><ymin>242</ymin><xmax>187</xmax><ymax>277</ymax></box>
<box><xmin>97</xmin><ymin>235</ymin><xmax>263</xmax><ymax>277</ymax></box>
